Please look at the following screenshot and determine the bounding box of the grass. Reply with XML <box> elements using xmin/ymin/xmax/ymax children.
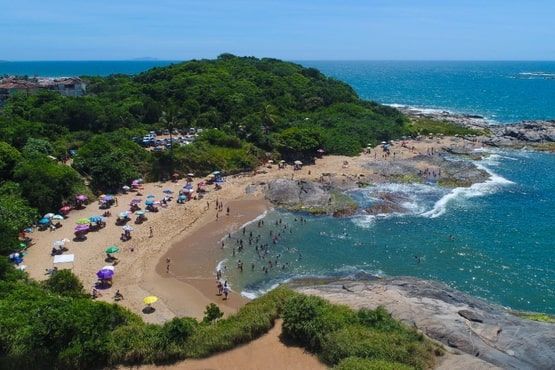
<box><xmin>514</xmin><ymin>312</ymin><xmax>555</xmax><ymax>324</ymax></box>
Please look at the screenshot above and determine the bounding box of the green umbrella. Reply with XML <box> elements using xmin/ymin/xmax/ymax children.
<box><xmin>105</xmin><ymin>245</ymin><xmax>120</xmax><ymax>254</ymax></box>
<box><xmin>76</xmin><ymin>218</ymin><xmax>90</xmax><ymax>225</ymax></box>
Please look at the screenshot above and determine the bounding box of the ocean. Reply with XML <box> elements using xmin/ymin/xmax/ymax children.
<box><xmin>2</xmin><ymin>60</ymin><xmax>554</xmax><ymax>313</ymax></box>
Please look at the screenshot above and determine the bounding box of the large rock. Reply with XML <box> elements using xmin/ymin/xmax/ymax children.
<box><xmin>292</xmin><ymin>277</ymin><xmax>555</xmax><ymax>370</ymax></box>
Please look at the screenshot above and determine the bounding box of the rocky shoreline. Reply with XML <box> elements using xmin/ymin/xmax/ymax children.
<box><xmin>291</xmin><ymin>276</ymin><xmax>555</xmax><ymax>370</ymax></box>
<box><xmin>396</xmin><ymin>105</ymin><xmax>555</xmax><ymax>151</ymax></box>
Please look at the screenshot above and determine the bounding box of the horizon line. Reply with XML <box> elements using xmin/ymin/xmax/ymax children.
<box><xmin>2</xmin><ymin>59</ymin><xmax>555</xmax><ymax>63</ymax></box>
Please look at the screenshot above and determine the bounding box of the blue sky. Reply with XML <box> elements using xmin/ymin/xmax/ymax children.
<box><xmin>2</xmin><ymin>0</ymin><xmax>555</xmax><ymax>60</ymax></box>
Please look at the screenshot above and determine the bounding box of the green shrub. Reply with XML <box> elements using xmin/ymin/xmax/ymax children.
<box><xmin>203</xmin><ymin>303</ymin><xmax>224</xmax><ymax>323</ymax></box>
<box><xmin>320</xmin><ymin>325</ymin><xmax>435</xmax><ymax>368</ymax></box>
<box><xmin>334</xmin><ymin>357</ymin><xmax>414</xmax><ymax>370</ymax></box>
<box><xmin>281</xmin><ymin>294</ymin><xmax>356</xmax><ymax>351</ymax></box>
<box><xmin>43</xmin><ymin>269</ymin><xmax>86</xmax><ymax>298</ymax></box>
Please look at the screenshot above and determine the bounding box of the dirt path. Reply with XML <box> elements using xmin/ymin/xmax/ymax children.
<box><xmin>132</xmin><ymin>320</ymin><xmax>328</xmax><ymax>370</ymax></box>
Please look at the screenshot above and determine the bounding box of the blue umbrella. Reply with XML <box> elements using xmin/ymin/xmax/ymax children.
<box><xmin>89</xmin><ymin>216</ymin><xmax>103</xmax><ymax>223</ymax></box>
<box><xmin>145</xmin><ymin>200</ymin><xmax>154</xmax><ymax>206</ymax></box>
<box><xmin>38</xmin><ymin>218</ymin><xmax>50</xmax><ymax>225</ymax></box>
<box><xmin>178</xmin><ymin>195</ymin><xmax>187</xmax><ymax>200</ymax></box>
<box><xmin>163</xmin><ymin>189</ymin><xmax>173</xmax><ymax>194</ymax></box>
<box><xmin>146</xmin><ymin>195</ymin><xmax>155</xmax><ymax>199</ymax></box>
<box><xmin>103</xmin><ymin>195</ymin><xmax>114</xmax><ymax>201</ymax></box>
<box><xmin>96</xmin><ymin>269</ymin><xmax>114</xmax><ymax>280</ymax></box>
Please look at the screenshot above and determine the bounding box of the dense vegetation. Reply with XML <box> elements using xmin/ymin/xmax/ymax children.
<box><xmin>0</xmin><ymin>264</ymin><xmax>438</xmax><ymax>370</ymax></box>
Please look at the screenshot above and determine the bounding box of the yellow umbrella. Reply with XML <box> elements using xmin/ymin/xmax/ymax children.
<box><xmin>76</xmin><ymin>218</ymin><xmax>90</xmax><ymax>225</ymax></box>
<box><xmin>143</xmin><ymin>296</ymin><xmax>158</xmax><ymax>305</ymax></box>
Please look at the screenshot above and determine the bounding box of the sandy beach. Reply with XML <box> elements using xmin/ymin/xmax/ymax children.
<box><xmin>23</xmin><ymin>135</ymin><xmax>486</xmax><ymax>322</ymax></box>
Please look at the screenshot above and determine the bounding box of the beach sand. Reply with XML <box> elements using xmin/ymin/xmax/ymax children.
<box><xmin>23</xmin><ymin>135</ymin><xmax>486</xmax><ymax>323</ymax></box>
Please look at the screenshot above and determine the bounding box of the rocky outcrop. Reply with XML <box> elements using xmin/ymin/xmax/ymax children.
<box><xmin>292</xmin><ymin>277</ymin><xmax>555</xmax><ymax>370</ymax></box>
<box><xmin>265</xmin><ymin>179</ymin><xmax>358</xmax><ymax>216</ymax></box>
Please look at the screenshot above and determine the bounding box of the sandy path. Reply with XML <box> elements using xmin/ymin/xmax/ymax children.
<box><xmin>132</xmin><ymin>320</ymin><xmax>328</xmax><ymax>370</ymax></box>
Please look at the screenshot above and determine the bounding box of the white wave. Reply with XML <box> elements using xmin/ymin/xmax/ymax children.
<box><xmin>351</xmin><ymin>214</ymin><xmax>376</xmax><ymax>228</ymax></box>
<box><xmin>241</xmin><ymin>281</ymin><xmax>284</xmax><ymax>299</ymax></box>
<box><xmin>421</xmin><ymin>165</ymin><xmax>513</xmax><ymax>219</ymax></box>
<box><xmin>219</xmin><ymin>209</ymin><xmax>271</xmax><ymax>243</ymax></box>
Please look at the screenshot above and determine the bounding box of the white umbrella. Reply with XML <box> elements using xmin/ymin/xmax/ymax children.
<box><xmin>43</xmin><ymin>213</ymin><xmax>55</xmax><ymax>219</ymax></box>
<box><xmin>52</xmin><ymin>214</ymin><xmax>64</xmax><ymax>220</ymax></box>
<box><xmin>294</xmin><ymin>160</ymin><xmax>302</xmax><ymax>165</ymax></box>
<box><xmin>101</xmin><ymin>265</ymin><xmax>115</xmax><ymax>271</ymax></box>
<box><xmin>122</xmin><ymin>225</ymin><xmax>134</xmax><ymax>232</ymax></box>
<box><xmin>122</xmin><ymin>185</ymin><xmax>130</xmax><ymax>190</ymax></box>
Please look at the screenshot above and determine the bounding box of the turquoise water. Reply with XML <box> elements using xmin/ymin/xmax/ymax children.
<box><xmin>223</xmin><ymin>150</ymin><xmax>555</xmax><ymax>313</ymax></box>
<box><xmin>302</xmin><ymin>61</ymin><xmax>555</xmax><ymax>123</ymax></box>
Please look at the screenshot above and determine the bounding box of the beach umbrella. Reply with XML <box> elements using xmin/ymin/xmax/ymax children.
<box><xmin>75</xmin><ymin>225</ymin><xmax>89</xmax><ymax>232</ymax></box>
<box><xmin>38</xmin><ymin>218</ymin><xmax>50</xmax><ymax>225</ymax></box>
<box><xmin>101</xmin><ymin>265</ymin><xmax>115</xmax><ymax>271</ymax></box>
<box><xmin>178</xmin><ymin>195</ymin><xmax>187</xmax><ymax>200</ymax></box>
<box><xmin>279</xmin><ymin>160</ymin><xmax>286</xmax><ymax>163</ymax></box>
<box><xmin>122</xmin><ymin>225</ymin><xmax>134</xmax><ymax>232</ymax></box>
<box><xmin>76</xmin><ymin>218</ymin><xmax>90</xmax><ymax>225</ymax></box>
<box><xmin>17</xmin><ymin>243</ymin><xmax>26</xmax><ymax>250</ymax></box>
<box><xmin>135</xmin><ymin>210</ymin><xmax>145</xmax><ymax>216</ymax></box>
<box><xmin>268</xmin><ymin>160</ymin><xmax>274</xmax><ymax>164</ymax></box>
<box><xmin>76</xmin><ymin>194</ymin><xmax>88</xmax><ymax>201</ymax></box>
<box><xmin>186</xmin><ymin>173</ymin><xmax>195</xmax><ymax>177</ymax></box>
<box><xmin>103</xmin><ymin>195</ymin><xmax>114</xmax><ymax>201</ymax></box>
<box><xmin>89</xmin><ymin>216</ymin><xmax>103</xmax><ymax>223</ymax></box>
<box><xmin>60</xmin><ymin>205</ymin><xmax>71</xmax><ymax>212</ymax></box>
<box><xmin>131</xmin><ymin>180</ymin><xmax>139</xmax><ymax>185</ymax></box>
<box><xmin>96</xmin><ymin>269</ymin><xmax>114</xmax><ymax>280</ymax></box>
<box><xmin>163</xmin><ymin>189</ymin><xmax>173</xmax><ymax>194</ymax></box>
<box><xmin>294</xmin><ymin>160</ymin><xmax>303</xmax><ymax>165</ymax></box>
<box><xmin>145</xmin><ymin>200</ymin><xmax>154</xmax><ymax>206</ymax></box>
<box><xmin>212</xmin><ymin>171</ymin><xmax>221</xmax><ymax>175</ymax></box>
<box><xmin>43</xmin><ymin>213</ymin><xmax>55</xmax><ymax>219</ymax></box>
<box><xmin>122</xmin><ymin>185</ymin><xmax>130</xmax><ymax>191</ymax></box>
<box><xmin>52</xmin><ymin>214</ymin><xmax>64</xmax><ymax>221</ymax></box>
<box><xmin>143</xmin><ymin>296</ymin><xmax>158</xmax><ymax>305</ymax></box>
<box><xmin>118</xmin><ymin>211</ymin><xmax>129</xmax><ymax>218</ymax></box>
<box><xmin>105</xmin><ymin>245</ymin><xmax>120</xmax><ymax>254</ymax></box>
<box><xmin>53</xmin><ymin>239</ymin><xmax>68</xmax><ymax>247</ymax></box>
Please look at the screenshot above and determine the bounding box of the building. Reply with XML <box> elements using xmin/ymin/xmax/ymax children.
<box><xmin>0</xmin><ymin>76</ymin><xmax>87</xmax><ymax>104</ymax></box>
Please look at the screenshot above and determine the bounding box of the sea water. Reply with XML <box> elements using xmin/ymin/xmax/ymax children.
<box><xmin>223</xmin><ymin>150</ymin><xmax>555</xmax><ymax>314</ymax></box>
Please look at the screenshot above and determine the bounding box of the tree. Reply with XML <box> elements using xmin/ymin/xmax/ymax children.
<box><xmin>44</xmin><ymin>269</ymin><xmax>85</xmax><ymax>297</ymax></box>
<box><xmin>22</xmin><ymin>138</ymin><xmax>54</xmax><ymax>157</ymax></box>
<box><xmin>203</xmin><ymin>303</ymin><xmax>224</xmax><ymax>323</ymax></box>
<box><xmin>0</xmin><ymin>142</ymin><xmax>21</xmax><ymax>181</ymax></box>
<box><xmin>0</xmin><ymin>190</ymin><xmax>37</xmax><ymax>255</ymax></box>
<box><xmin>276</xmin><ymin>127</ymin><xmax>323</xmax><ymax>161</ymax></box>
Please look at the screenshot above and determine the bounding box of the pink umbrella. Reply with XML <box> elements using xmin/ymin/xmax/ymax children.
<box><xmin>76</xmin><ymin>195</ymin><xmax>88</xmax><ymax>201</ymax></box>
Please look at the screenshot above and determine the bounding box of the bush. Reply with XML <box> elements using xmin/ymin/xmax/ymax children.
<box><xmin>334</xmin><ymin>357</ymin><xmax>414</xmax><ymax>370</ymax></box>
<box><xmin>203</xmin><ymin>303</ymin><xmax>224</xmax><ymax>323</ymax></box>
<box><xmin>281</xmin><ymin>294</ymin><xmax>356</xmax><ymax>351</ymax></box>
<box><xmin>43</xmin><ymin>270</ymin><xmax>85</xmax><ymax>298</ymax></box>
<box><xmin>320</xmin><ymin>325</ymin><xmax>435</xmax><ymax>368</ymax></box>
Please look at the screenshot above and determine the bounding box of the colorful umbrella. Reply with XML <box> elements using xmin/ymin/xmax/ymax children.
<box><xmin>76</xmin><ymin>194</ymin><xmax>88</xmax><ymax>201</ymax></box>
<box><xmin>178</xmin><ymin>195</ymin><xmax>187</xmax><ymax>200</ymax></box>
<box><xmin>101</xmin><ymin>265</ymin><xmax>115</xmax><ymax>271</ymax></box>
<box><xmin>89</xmin><ymin>216</ymin><xmax>103</xmax><ymax>223</ymax></box>
<box><xmin>105</xmin><ymin>245</ymin><xmax>120</xmax><ymax>254</ymax></box>
<box><xmin>145</xmin><ymin>200</ymin><xmax>154</xmax><ymax>206</ymax></box>
<box><xmin>59</xmin><ymin>206</ymin><xmax>71</xmax><ymax>212</ymax></box>
<box><xmin>163</xmin><ymin>189</ymin><xmax>173</xmax><ymax>194</ymax></box>
<box><xmin>75</xmin><ymin>224</ymin><xmax>89</xmax><ymax>232</ymax></box>
<box><xmin>118</xmin><ymin>211</ymin><xmax>129</xmax><ymax>218</ymax></box>
<box><xmin>143</xmin><ymin>296</ymin><xmax>158</xmax><ymax>305</ymax></box>
<box><xmin>130</xmin><ymin>198</ymin><xmax>141</xmax><ymax>204</ymax></box>
<box><xmin>122</xmin><ymin>225</ymin><xmax>134</xmax><ymax>232</ymax></box>
<box><xmin>96</xmin><ymin>269</ymin><xmax>114</xmax><ymax>280</ymax></box>
<box><xmin>52</xmin><ymin>214</ymin><xmax>64</xmax><ymax>220</ymax></box>
<box><xmin>146</xmin><ymin>194</ymin><xmax>155</xmax><ymax>199</ymax></box>
<box><xmin>38</xmin><ymin>218</ymin><xmax>50</xmax><ymax>225</ymax></box>
<box><xmin>122</xmin><ymin>185</ymin><xmax>130</xmax><ymax>191</ymax></box>
<box><xmin>43</xmin><ymin>213</ymin><xmax>55</xmax><ymax>219</ymax></box>
<box><xmin>103</xmin><ymin>195</ymin><xmax>114</xmax><ymax>201</ymax></box>
<box><xmin>76</xmin><ymin>218</ymin><xmax>90</xmax><ymax>225</ymax></box>
<box><xmin>135</xmin><ymin>210</ymin><xmax>145</xmax><ymax>216</ymax></box>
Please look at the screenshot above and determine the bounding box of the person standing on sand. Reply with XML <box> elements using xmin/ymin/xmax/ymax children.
<box><xmin>149</xmin><ymin>227</ymin><xmax>153</xmax><ymax>238</ymax></box>
<box><xmin>226</xmin><ymin>206</ymin><xmax>230</xmax><ymax>215</ymax></box>
<box><xmin>166</xmin><ymin>258</ymin><xmax>171</xmax><ymax>273</ymax></box>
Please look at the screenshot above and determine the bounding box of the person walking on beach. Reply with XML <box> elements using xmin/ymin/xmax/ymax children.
<box><xmin>217</xmin><ymin>281</ymin><xmax>223</xmax><ymax>296</ymax></box>
<box><xmin>226</xmin><ymin>206</ymin><xmax>230</xmax><ymax>216</ymax></box>
<box><xmin>149</xmin><ymin>227</ymin><xmax>153</xmax><ymax>238</ymax></box>
<box><xmin>166</xmin><ymin>258</ymin><xmax>171</xmax><ymax>273</ymax></box>
<box><xmin>223</xmin><ymin>285</ymin><xmax>229</xmax><ymax>300</ymax></box>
